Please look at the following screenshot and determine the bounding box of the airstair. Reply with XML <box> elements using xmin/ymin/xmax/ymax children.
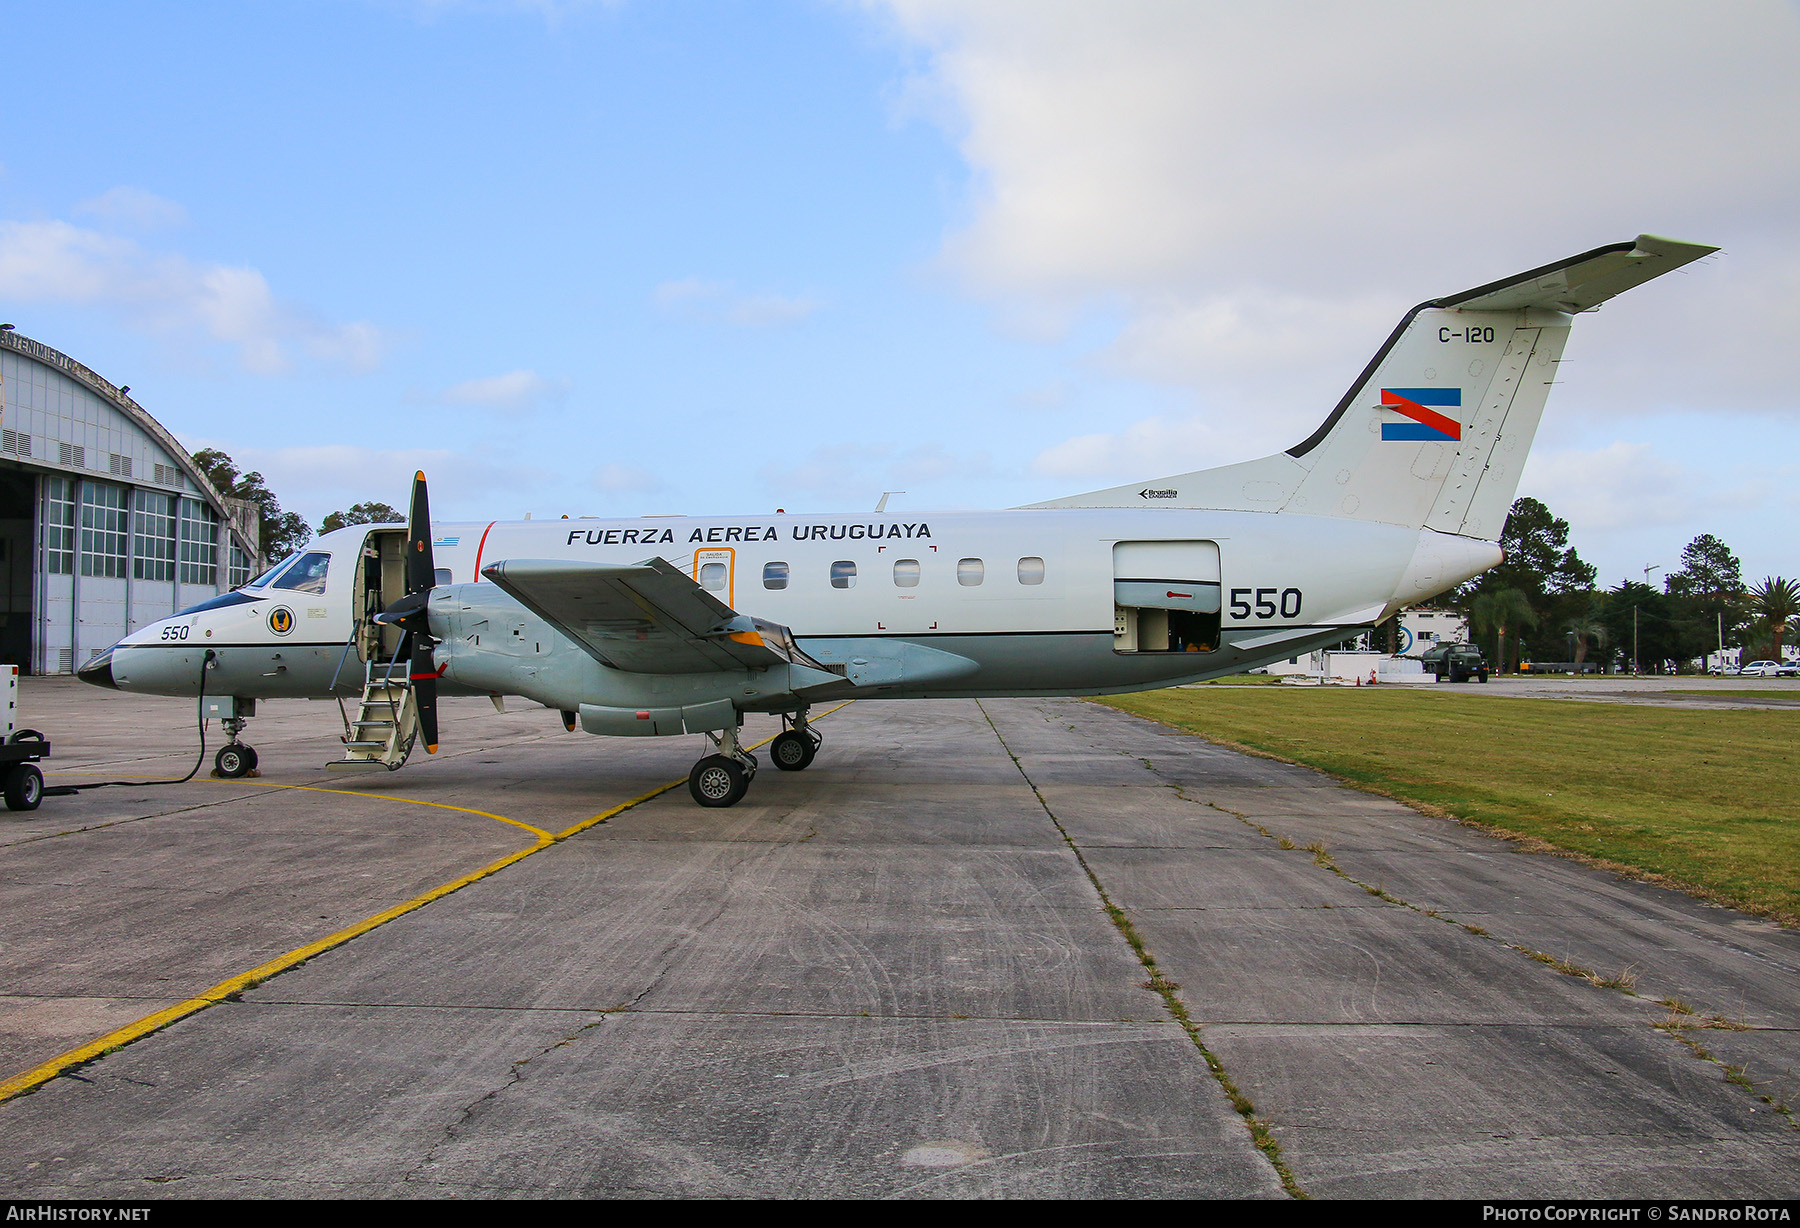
<box><xmin>328</xmin><ymin>655</ymin><xmax>420</xmax><ymax>773</ymax></box>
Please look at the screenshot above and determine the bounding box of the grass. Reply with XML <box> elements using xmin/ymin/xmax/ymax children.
<box><xmin>1667</xmin><ymin>690</ymin><xmax>1800</xmax><ymax>704</ymax></box>
<box><xmin>1098</xmin><ymin>686</ymin><xmax>1800</xmax><ymax>924</ymax></box>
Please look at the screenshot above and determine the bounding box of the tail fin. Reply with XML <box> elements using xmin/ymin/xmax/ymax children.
<box><xmin>1027</xmin><ymin>235</ymin><xmax>1716</xmax><ymax>541</ymax></box>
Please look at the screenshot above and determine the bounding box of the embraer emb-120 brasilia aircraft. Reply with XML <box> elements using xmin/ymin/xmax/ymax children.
<box><xmin>81</xmin><ymin>236</ymin><xmax>1715</xmax><ymax>806</ymax></box>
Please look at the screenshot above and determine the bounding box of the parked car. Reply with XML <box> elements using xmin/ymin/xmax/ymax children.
<box><xmin>1740</xmin><ymin>660</ymin><xmax>1800</xmax><ymax>677</ymax></box>
<box><xmin>1421</xmin><ymin>641</ymin><xmax>1490</xmax><ymax>683</ymax></box>
<box><xmin>1708</xmin><ymin>664</ymin><xmax>1741</xmax><ymax>676</ymax></box>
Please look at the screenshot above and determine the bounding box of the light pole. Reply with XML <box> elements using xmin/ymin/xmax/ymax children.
<box><xmin>1635</xmin><ymin>565</ymin><xmax>1662</xmax><ymax>675</ymax></box>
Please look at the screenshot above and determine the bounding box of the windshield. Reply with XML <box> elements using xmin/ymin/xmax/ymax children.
<box><xmin>245</xmin><ymin>557</ymin><xmax>297</xmax><ymax>589</ymax></box>
<box><xmin>271</xmin><ymin>551</ymin><xmax>331</xmax><ymax>595</ymax></box>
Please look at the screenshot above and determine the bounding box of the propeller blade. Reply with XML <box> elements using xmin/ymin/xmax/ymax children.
<box><xmin>374</xmin><ymin>590</ymin><xmax>429</xmax><ymax>627</ymax></box>
<box><xmin>406</xmin><ymin>470</ymin><xmax>436</xmax><ymax>595</ymax></box>
<box><xmin>410</xmin><ymin>634</ymin><xmax>440</xmax><ymax>755</ymax></box>
<box><xmin>400</xmin><ymin>471</ymin><xmax>439</xmax><ymax>753</ymax></box>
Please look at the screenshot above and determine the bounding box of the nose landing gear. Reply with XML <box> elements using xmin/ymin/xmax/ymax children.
<box><xmin>213</xmin><ymin>715</ymin><xmax>259</xmax><ymax>779</ymax></box>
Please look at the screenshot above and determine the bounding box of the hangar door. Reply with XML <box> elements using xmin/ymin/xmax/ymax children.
<box><xmin>1113</xmin><ymin>540</ymin><xmax>1220</xmax><ymax>653</ymax></box>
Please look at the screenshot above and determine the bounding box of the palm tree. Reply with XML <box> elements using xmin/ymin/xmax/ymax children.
<box><xmin>1472</xmin><ymin>587</ymin><xmax>1538</xmax><ymax>674</ymax></box>
<box><xmin>1565</xmin><ymin>614</ymin><xmax>1609</xmax><ymax>665</ymax></box>
<box><xmin>1748</xmin><ymin>576</ymin><xmax>1800</xmax><ymax>663</ymax></box>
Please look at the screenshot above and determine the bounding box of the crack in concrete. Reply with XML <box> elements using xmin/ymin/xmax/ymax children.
<box><xmin>1161</xmin><ymin>778</ymin><xmax>1800</xmax><ymax>1131</ymax></box>
<box><xmin>976</xmin><ymin>700</ymin><xmax>1306</xmax><ymax>1199</ymax></box>
<box><xmin>401</xmin><ymin>1011</ymin><xmax>611</xmax><ymax>1185</ymax></box>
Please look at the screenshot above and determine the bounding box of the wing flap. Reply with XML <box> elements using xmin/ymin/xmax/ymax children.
<box><xmin>481</xmin><ymin>557</ymin><xmax>788</xmax><ymax>674</ymax></box>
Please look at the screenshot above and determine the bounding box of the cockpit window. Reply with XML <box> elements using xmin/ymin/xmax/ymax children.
<box><xmin>245</xmin><ymin>558</ymin><xmax>295</xmax><ymax>589</ymax></box>
<box><xmin>272</xmin><ymin>552</ymin><xmax>331</xmax><ymax>595</ymax></box>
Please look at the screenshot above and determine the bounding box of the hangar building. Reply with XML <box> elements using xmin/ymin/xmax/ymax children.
<box><xmin>0</xmin><ymin>327</ymin><xmax>262</xmax><ymax>674</ymax></box>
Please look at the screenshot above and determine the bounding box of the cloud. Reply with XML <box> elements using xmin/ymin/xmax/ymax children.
<box><xmin>438</xmin><ymin>368</ymin><xmax>569</xmax><ymax>414</ymax></box>
<box><xmin>876</xmin><ymin>0</ymin><xmax>1800</xmax><ymax>420</ymax></box>
<box><xmin>653</xmin><ymin>277</ymin><xmax>824</xmax><ymax>327</ymax></box>
<box><xmin>1031</xmin><ymin>415</ymin><xmax>1231</xmax><ymax>483</ymax></box>
<box><xmin>760</xmin><ymin>441</ymin><xmax>992</xmax><ymax>506</ymax></box>
<box><xmin>0</xmin><ymin>218</ymin><xmax>386</xmax><ymax>374</ymax></box>
<box><xmin>592</xmin><ymin>462</ymin><xmax>662</xmax><ymax>493</ymax></box>
<box><xmin>197</xmin><ymin>441</ymin><xmax>556</xmax><ymax>519</ymax></box>
<box><xmin>73</xmin><ymin>187</ymin><xmax>188</xmax><ymax>231</ymax></box>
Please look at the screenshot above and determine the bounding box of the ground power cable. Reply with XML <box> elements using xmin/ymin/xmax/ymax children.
<box><xmin>43</xmin><ymin>649</ymin><xmax>214</xmax><ymax>796</ymax></box>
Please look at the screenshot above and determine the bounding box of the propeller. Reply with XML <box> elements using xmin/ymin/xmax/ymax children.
<box><xmin>375</xmin><ymin>471</ymin><xmax>441</xmax><ymax>754</ymax></box>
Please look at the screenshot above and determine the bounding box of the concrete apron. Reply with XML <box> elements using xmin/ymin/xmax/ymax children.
<box><xmin>0</xmin><ymin>679</ymin><xmax>1793</xmax><ymax>1197</ymax></box>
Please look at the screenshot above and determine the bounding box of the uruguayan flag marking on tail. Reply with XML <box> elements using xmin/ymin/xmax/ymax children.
<box><xmin>433</xmin><ymin>536</ymin><xmax>461</xmax><ymax>548</ymax></box>
<box><xmin>1380</xmin><ymin>389</ymin><xmax>1462</xmax><ymax>441</ymax></box>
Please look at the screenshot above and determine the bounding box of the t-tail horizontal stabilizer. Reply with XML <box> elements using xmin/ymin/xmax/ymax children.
<box><xmin>1027</xmin><ymin>234</ymin><xmax>1716</xmax><ymax>543</ymax></box>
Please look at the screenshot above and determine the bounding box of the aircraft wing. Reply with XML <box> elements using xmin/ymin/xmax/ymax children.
<box><xmin>480</xmin><ymin>557</ymin><xmax>791</xmax><ymax>674</ymax></box>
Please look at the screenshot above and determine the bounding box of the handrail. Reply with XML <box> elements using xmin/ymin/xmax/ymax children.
<box><xmin>329</xmin><ymin>623</ymin><xmax>360</xmax><ymax>694</ymax></box>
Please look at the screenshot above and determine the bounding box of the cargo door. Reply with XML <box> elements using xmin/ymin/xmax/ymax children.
<box><xmin>1112</xmin><ymin>540</ymin><xmax>1221</xmax><ymax>654</ymax></box>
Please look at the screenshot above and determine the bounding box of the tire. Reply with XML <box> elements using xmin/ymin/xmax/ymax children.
<box><xmin>241</xmin><ymin>745</ymin><xmax>260</xmax><ymax>770</ymax></box>
<box><xmin>4</xmin><ymin>764</ymin><xmax>42</xmax><ymax>811</ymax></box>
<box><xmin>689</xmin><ymin>755</ymin><xmax>748</xmax><ymax>807</ymax></box>
<box><xmin>1478</xmin><ymin>672</ymin><xmax>1489</xmax><ymax>683</ymax></box>
<box><xmin>215</xmin><ymin>744</ymin><xmax>253</xmax><ymax>779</ymax></box>
<box><xmin>771</xmin><ymin>731</ymin><xmax>815</xmax><ymax>771</ymax></box>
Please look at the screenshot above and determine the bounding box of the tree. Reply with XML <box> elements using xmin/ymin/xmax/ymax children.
<box><xmin>320</xmin><ymin>502</ymin><xmax>404</xmax><ymax>534</ymax></box>
<box><xmin>1471</xmin><ymin>587</ymin><xmax>1538</xmax><ymax>673</ymax></box>
<box><xmin>1600</xmin><ymin>580</ymin><xmax>1678</xmax><ymax>674</ymax></box>
<box><xmin>1748</xmin><ymin>577</ymin><xmax>1800</xmax><ymax>663</ymax></box>
<box><xmin>1665</xmin><ymin>533</ymin><xmax>1746</xmax><ymax>664</ymax></box>
<box><xmin>1487</xmin><ymin>497</ymin><xmax>1597</xmax><ymax>601</ymax></box>
<box><xmin>1666</xmin><ymin>533</ymin><xmax>1742</xmax><ymax>605</ymax></box>
<box><xmin>190</xmin><ymin>448</ymin><xmax>312</xmax><ymax>561</ymax></box>
<box><xmin>1445</xmin><ymin>496</ymin><xmax>1596</xmax><ymax>617</ymax></box>
<box><xmin>1564</xmin><ymin>611</ymin><xmax>1609</xmax><ymax>665</ymax></box>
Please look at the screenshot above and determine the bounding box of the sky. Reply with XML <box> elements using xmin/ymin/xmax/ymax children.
<box><xmin>1</xmin><ymin>0</ymin><xmax>1796</xmax><ymax>588</ymax></box>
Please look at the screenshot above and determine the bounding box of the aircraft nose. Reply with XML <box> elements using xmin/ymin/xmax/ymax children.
<box><xmin>77</xmin><ymin>645</ymin><xmax>119</xmax><ymax>690</ymax></box>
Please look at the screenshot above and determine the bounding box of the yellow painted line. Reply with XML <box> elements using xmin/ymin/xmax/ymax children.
<box><xmin>238</xmin><ymin>783</ymin><xmax>554</xmax><ymax>842</ymax></box>
<box><xmin>0</xmin><ymin>702</ymin><xmax>854</xmax><ymax>1104</ymax></box>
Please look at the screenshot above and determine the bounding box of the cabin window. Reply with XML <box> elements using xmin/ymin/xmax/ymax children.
<box><xmin>831</xmin><ymin>560</ymin><xmax>857</xmax><ymax>589</ymax></box>
<box><xmin>273</xmin><ymin>551</ymin><xmax>331</xmax><ymax>595</ymax></box>
<box><xmin>893</xmin><ymin>558</ymin><xmax>920</xmax><ymax>587</ymax></box>
<box><xmin>763</xmin><ymin>561</ymin><xmax>789</xmax><ymax>590</ymax></box>
<box><xmin>434</xmin><ymin>568</ymin><xmax>453</xmax><ymax>586</ymax></box>
<box><xmin>1018</xmin><ymin>556</ymin><xmax>1045</xmax><ymax>585</ymax></box>
<box><xmin>699</xmin><ymin>562</ymin><xmax>727</xmax><ymax>591</ymax></box>
<box><xmin>957</xmin><ymin>557</ymin><xmax>984</xmax><ymax>586</ymax></box>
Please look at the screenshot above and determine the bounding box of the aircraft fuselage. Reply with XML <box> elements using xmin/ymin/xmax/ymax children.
<box><xmin>92</xmin><ymin>506</ymin><xmax>1473</xmax><ymax>710</ymax></box>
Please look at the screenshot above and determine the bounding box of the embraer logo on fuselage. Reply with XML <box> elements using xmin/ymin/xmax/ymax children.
<box><xmin>1139</xmin><ymin>488</ymin><xmax>1178</xmax><ymax>499</ymax></box>
<box><xmin>1380</xmin><ymin>388</ymin><xmax>1462</xmax><ymax>441</ymax></box>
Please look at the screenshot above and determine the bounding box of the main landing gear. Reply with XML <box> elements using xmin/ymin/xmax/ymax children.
<box><xmin>689</xmin><ymin>721</ymin><xmax>758</xmax><ymax>808</ymax></box>
<box><xmin>213</xmin><ymin>715</ymin><xmax>259</xmax><ymax>779</ymax></box>
<box><xmin>686</xmin><ymin>709</ymin><xmax>823</xmax><ymax>808</ymax></box>
<box><xmin>769</xmin><ymin>709</ymin><xmax>821</xmax><ymax>772</ymax></box>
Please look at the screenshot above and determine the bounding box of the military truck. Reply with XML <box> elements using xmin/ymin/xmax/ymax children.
<box><xmin>1420</xmin><ymin>641</ymin><xmax>1489</xmax><ymax>683</ymax></box>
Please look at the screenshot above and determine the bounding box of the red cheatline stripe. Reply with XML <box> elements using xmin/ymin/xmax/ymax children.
<box><xmin>472</xmin><ymin>521</ymin><xmax>498</xmax><ymax>578</ymax></box>
<box><xmin>1380</xmin><ymin>390</ymin><xmax>1462</xmax><ymax>439</ymax></box>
